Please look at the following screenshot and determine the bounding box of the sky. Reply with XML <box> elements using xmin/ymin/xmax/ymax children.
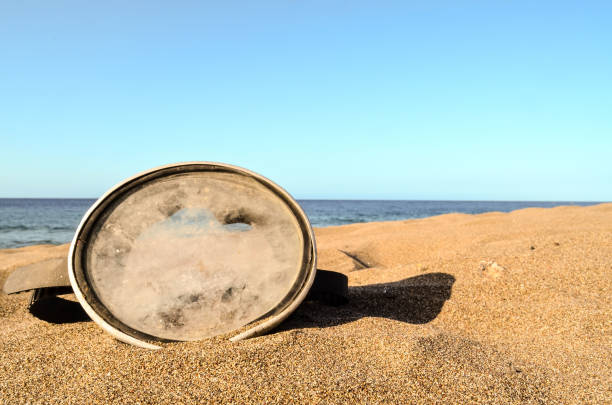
<box><xmin>1</xmin><ymin>1</ymin><xmax>610</xmax><ymax>200</ymax></box>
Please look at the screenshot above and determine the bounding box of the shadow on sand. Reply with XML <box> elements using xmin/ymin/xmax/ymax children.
<box><xmin>279</xmin><ymin>272</ymin><xmax>455</xmax><ymax>332</ymax></box>
<box><xmin>29</xmin><ymin>295</ymin><xmax>90</xmax><ymax>324</ymax></box>
<box><xmin>27</xmin><ymin>272</ymin><xmax>455</xmax><ymax>333</ymax></box>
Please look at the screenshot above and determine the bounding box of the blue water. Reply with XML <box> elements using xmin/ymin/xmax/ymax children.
<box><xmin>0</xmin><ymin>198</ymin><xmax>602</xmax><ymax>249</ymax></box>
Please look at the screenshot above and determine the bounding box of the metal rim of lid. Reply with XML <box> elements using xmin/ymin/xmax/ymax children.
<box><xmin>67</xmin><ymin>162</ymin><xmax>317</xmax><ymax>349</ymax></box>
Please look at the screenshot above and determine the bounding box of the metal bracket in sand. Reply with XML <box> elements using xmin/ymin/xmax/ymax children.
<box><xmin>3</xmin><ymin>256</ymin><xmax>72</xmax><ymax>312</ymax></box>
<box><xmin>3</xmin><ymin>257</ymin><xmax>71</xmax><ymax>295</ymax></box>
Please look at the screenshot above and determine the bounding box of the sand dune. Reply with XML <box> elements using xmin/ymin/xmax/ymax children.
<box><xmin>1</xmin><ymin>204</ymin><xmax>610</xmax><ymax>403</ymax></box>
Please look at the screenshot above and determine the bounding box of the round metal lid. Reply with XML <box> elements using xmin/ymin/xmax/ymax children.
<box><xmin>68</xmin><ymin>162</ymin><xmax>316</xmax><ymax>349</ymax></box>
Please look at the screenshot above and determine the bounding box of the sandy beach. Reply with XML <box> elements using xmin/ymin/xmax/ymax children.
<box><xmin>1</xmin><ymin>203</ymin><xmax>610</xmax><ymax>404</ymax></box>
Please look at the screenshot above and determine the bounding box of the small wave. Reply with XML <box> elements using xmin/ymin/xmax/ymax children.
<box><xmin>0</xmin><ymin>239</ymin><xmax>63</xmax><ymax>249</ymax></box>
<box><xmin>313</xmin><ymin>218</ymin><xmax>368</xmax><ymax>226</ymax></box>
<box><xmin>0</xmin><ymin>225</ymin><xmax>31</xmax><ymax>232</ymax></box>
<box><xmin>0</xmin><ymin>225</ymin><xmax>75</xmax><ymax>233</ymax></box>
<box><xmin>48</xmin><ymin>226</ymin><xmax>76</xmax><ymax>231</ymax></box>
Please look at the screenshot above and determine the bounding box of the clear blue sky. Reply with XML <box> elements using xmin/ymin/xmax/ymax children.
<box><xmin>1</xmin><ymin>1</ymin><xmax>610</xmax><ymax>200</ymax></box>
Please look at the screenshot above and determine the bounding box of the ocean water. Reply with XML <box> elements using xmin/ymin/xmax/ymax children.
<box><xmin>0</xmin><ymin>198</ymin><xmax>601</xmax><ymax>249</ymax></box>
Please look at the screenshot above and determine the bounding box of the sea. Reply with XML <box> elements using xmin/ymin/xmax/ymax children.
<box><xmin>0</xmin><ymin>198</ymin><xmax>602</xmax><ymax>249</ymax></box>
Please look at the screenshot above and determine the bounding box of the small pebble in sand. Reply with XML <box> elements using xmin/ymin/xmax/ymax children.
<box><xmin>479</xmin><ymin>260</ymin><xmax>506</xmax><ymax>278</ymax></box>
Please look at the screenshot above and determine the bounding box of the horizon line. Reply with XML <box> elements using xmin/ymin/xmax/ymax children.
<box><xmin>0</xmin><ymin>197</ymin><xmax>607</xmax><ymax>203</ymax></box>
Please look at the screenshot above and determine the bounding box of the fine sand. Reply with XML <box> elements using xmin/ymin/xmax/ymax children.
<box><xmin>1</xmin><ymin>204</ymin><xmax>610</xmax><ymax>403</ymax></box>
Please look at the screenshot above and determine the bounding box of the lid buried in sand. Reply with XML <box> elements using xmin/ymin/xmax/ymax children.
<box><xmin>68</xmin><ymin>162</ymin><xmax>318</xmax><ymax>349</ymax></box>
